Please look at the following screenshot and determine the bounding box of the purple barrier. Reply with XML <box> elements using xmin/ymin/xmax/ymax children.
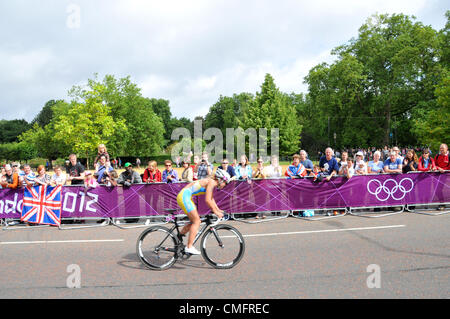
<box><xmin>0</xmin><ymin>172</ymin><xmax>448</xmax><ymax>219</ymax></box>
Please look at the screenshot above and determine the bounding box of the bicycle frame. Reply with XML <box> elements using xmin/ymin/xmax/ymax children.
<box><xmin>169</xmin><ymin>215</ymin><xmax>216</xmax><ymax>247</ymax></box>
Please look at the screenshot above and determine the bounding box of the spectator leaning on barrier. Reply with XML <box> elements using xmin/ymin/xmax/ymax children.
<box><xmin>299</xmin><ymin>150</ymin><xmax>314</xmax><ymax>176</ymax></box>
<box><xmin>312</xmin><ymin>164</ymin><xmax>326</xmax><ymax>182</ymax></box>
<box><xmin>235</xmin><ymin>154</ymin><xmax>252</xmax><ymax>181</ymax></box>
<box><xmin>383</xmin><ymin>151</ymin><xmax>403</xmax><ymax>174</ymax></box>
<box><xmin>118</xmin><ymin>162</ymin><xmax>142</xmax><ymax>186</ymax></box>
<box><xmin>402</xmin><ymin>149</ymin><xmax>418</xmax><ymax>174</ymax></box>
<box><xmin>218</xmin><ymin>158</ymin><xmax>236</xmax><ymax>179</ymax></box>
<box><xmin>19</xmin><ymin>164</ymin><xmax>36</xmax><ymax>187</ymax></box>
<box><xmin>418</xmin><ymin>149</ymin><xmax>436</xmax><ymax>172</ymax></box>
<box><xmin>253</xmin><ymin>157</ymin><xmax>266</xmax><ymax>179</ymax></box>
<box><xmin>34</xmin><ymin>165</ymin><xmax>51</xmax><ymax>186</ymax></box>
<box><xmin>0</xmin><ymin>164</ymin><xmax>19</xmax><ymax>189</ymax></box>
<box><xmin>162</xmin><ymin>160</ymin><xmax>179</xmax><ymax>183</ymax></box>
<box><xmin>51</xmin><ymin>165</ymin><xmax>66</xmax><ymax>186</ymax></box>
<box><xmin>66</xmin><ymin>154</ymin><xmax>85</xmax><ymax>185</ymax></box>
<box><xmin>84</xmin><ymin>171</ymin><xmax>99</xmax><ymax>189</ymax></box>
<box><xmin>285</xmin><ymin>154</ymin><xmax>307</xmax><ymax>179</ymax></box>
<box><xmin>143</xmin><ymin>160</ymin><xmax>162</xmax><ymax>183</ymax></box>
<box><xmin>340</xmin><ymin>158</ymin><xmax>355</xmax><ymax>179</ymax></box>
<box><xmin>319</xmin><ymin>148</ymin><xmax>339</xmax><ymax>181</ymax></box>
<box><xmin>392</xmin><ymin>146</ymin><xmax>404</xmax><ymax>162</ymax></box>
<box><xmin>95</xmin><ymin>155</ymin><xmax>113</xmax><ymax>183</ymax></box>
<box><xmin>103</xmin><ymin>170</ymin><xmax>118</xmax><ymax>187</ymax></box>
<box><xmin>434</xmin><ymin>143</ymin><xmax>450</xmax><ymax>172</ymax></box>
<box><xmin>367</xmin><ymin>151</ymin><xmax>384</xmax><ymax>174</ymax></box>
<box><xmin>264</xmin><ymin>155</ymin><xmax>282</xmax><ymax>178</ymax></box>
<box><xmin>339</xmin><ymin>151</ymin><xmax>349</xmax><ymax>171</ymax></box>
<box><xmin>354</xmin><ymin>151</ymin><xmax>368</xmax><ymax>175</ymax></box>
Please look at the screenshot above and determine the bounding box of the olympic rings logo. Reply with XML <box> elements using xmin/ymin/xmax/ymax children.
<box><xmin>367</xmin><ymin>178</ymin><xmax>414</xmax><ymax>201</ymax></box>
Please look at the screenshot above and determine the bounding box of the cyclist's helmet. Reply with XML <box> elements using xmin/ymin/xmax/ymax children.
<box><xmin>215</xmin><ymin>168</ymin><xmax>231</xmax><ymax>184</ymax></box>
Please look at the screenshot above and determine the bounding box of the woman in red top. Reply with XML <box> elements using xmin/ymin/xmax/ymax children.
<box><xmin>143</xmin><ymin>160</ymin><xmax>162</xmax><ymax>183</ymax></box>
<box><xmin>417</xmin><ymin>149</ymin><xmax>436</xmax><ymax>172</ymax></box>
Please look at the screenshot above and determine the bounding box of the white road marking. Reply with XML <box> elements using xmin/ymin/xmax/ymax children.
<box><xmin>0</xmin><ymin>239</ymin><xmax>124</xmax><ymax>245</ymax></box>
<box><xmin>0</xmin><ymin>225</ymin><xmax>406</xmax><ymax>244</ymax></box>
<box><xmin>238</xmin><ymin>224</ymin><xmax>406</xmax><ymax>238</ymax></box>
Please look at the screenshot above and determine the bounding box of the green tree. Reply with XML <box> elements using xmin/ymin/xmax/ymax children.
<box><xmin>335</xmin><ymin>13</ymin><xmax>442</xmax><ymax>145</ymax></box>
<box><xmin>413</xmin><ymin>73</ymin><xmax>450</xmax><ymax>150</ymax></box>
<box><xmin>19</xmin><ymin>123</ymin><xmax>62</xmax><ymax>161</ymax></box>
<box><xmin>304</xmin><ymin>13</ymin><xmax>444</xmax><ymax>149</ymax></box>
<box><xmin>0</xmin><ymin>119</ymin><xmax>31</xmax><ymax>143</ymax></box>
<box><xmin>68</xmin><ymin>74</ymin><xmax>165</xmax><ymax>157</ymax></box>
<box><xmin>243</xmin><ymin>74</ymin><xmax>302</xmax><ymax>156</ymax></box>
<box><xmin>0</xmin><ymin>142</ymin><xmax>37</xmax><ymax>162</ymax></box>
<box><xmin>31</xmin><ymin>99</ymin><xmax>63</xmax><ymax>128</ymax></box>
<box><xmin>53</xmin><ymin>95</ymin><xmax>126</xmax><ymax>169</ymax></box>
<box><xmin>149</xmin><ymin>98</ymin><xmax>172</xmax><ymax>141</ymax></box>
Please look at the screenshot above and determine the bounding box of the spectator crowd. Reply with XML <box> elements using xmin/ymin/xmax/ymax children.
<box><xmin>0</xmin><ymin>143</ymin><xmax>449</xmax><ymax>192</ymax></box>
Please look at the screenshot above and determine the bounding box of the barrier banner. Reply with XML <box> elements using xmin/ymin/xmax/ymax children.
<box><xmin>0</xmin><ymin>172</ymin><xmax>448</xmax><ymax>219</ymax></box>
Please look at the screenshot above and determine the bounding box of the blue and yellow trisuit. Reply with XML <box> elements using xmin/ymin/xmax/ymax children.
<box><xmin>177</xmin><ymin>181</ymin><xmax>206</xmax><ymax>214</ymax></box>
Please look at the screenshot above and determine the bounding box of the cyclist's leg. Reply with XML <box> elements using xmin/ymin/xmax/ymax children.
<box><xmin>177</xmin><ymin>189</ymin><xmax>199</xmax><ymax>248</ymax></box>
<box><xmin>185</xmin><ymin>208</ymin><xmax>201</xmax><ymax>249</ymax></box>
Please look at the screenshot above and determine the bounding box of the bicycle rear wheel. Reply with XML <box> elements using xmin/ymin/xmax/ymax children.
<box><xmin>136</xmin><ymin>226</ymin><xmax>178</xmax><ymax>270</ymax></box>
<box><xmin>200</xmin><ymin>224</ymin><xmax>245</xmax><ymax>269</ymax></box>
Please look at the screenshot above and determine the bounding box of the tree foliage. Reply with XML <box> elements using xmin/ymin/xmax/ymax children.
<box><xmin>0</xmin><ymin>119</ymin><xmax>31</xmax><ymax>144</ymax></box>
<box><xmin>3</xmin><ymin>12</ymin><xmax>449</xmax><ymax>162</ymax></box>
<box><xmin>303</xmin><ymin>12</ymin><xmax>447</xmax><ymax>152</ymax></box>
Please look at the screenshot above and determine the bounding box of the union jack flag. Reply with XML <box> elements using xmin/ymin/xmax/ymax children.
<box><xmin>21</xmin><ymin>185</ymin><xmax>62</xmax><ymax>226</ymax></box>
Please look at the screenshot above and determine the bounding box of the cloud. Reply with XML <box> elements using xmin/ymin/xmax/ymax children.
<box><xmin>0</xmin><ymin>0</ymin><xmax>446</xmax><ymax>122</ymax></box>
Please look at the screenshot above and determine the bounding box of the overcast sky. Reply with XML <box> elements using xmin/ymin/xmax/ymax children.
<box><xmin>0</xmin><ymin>0</ymin><xmax>447</xmax><ymax>122</ymax></box>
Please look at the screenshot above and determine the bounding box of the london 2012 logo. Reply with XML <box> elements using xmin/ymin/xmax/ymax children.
<box><xmin>367</xmin><ymin>178</ymin><xmax>414</xmax><ymax>201</ymax></box>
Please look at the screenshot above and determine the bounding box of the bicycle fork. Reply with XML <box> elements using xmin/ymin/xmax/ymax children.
<box><xmin>210</xmin><ymin>227</ymin><xmax>224</xmax><ymax>248</ymax></box>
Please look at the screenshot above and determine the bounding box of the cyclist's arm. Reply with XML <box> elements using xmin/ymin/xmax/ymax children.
<box><xmin>205</xmin><ymin>182</ymin><xmax>223</xmax><ymax>217</ymax></box>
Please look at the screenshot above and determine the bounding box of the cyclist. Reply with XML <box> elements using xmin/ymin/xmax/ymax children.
<box><xmin>177</xmin><ymin>168</ymin><xmax>231</xmax><ymax>255</ymax></box>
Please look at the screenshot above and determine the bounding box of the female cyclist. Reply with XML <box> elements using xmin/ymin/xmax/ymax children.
<box><xmin>177</xmin><ymin>168</ymin><xmax>231</xmax><ymax>255</ymax></box>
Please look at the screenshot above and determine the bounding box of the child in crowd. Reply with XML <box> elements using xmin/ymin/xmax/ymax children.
<box><xmin>51</xmin><ymin>165</ymin><xmax>66</xmax><ymax>186</ymax></box>
<box><xmin>312</xmin><ymin>165</ymin><xmax>325</xmax><ymax>182</ymax></box>
<box><xmin>341</xmin><ymin>159</ymin><xmax>355</xmax><ymax>179</ymax></box>
<box><xmin>84</xmin><ymin>171</ymin><xmax>98</xmax><ymax>189</ymax></box>
<box><xmin>102</xmin><ymin>170</ymin><xmax>118</xmax><ymax>187</ymax></box>
<box><xmin>94</xmin><ymin>144</ymin><xmax>110</xmax><ymax>168</ymax></box>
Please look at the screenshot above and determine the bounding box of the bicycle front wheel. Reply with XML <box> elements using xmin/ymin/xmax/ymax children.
<box><xmin>200</xmin><ymin>224</ymin><xmax>245</xmax><ymax>269</ymax></box>
<box><xmin>136</xmin><ymin>226</ymin><xmax>178</xmax><ymax>270</ymax></box>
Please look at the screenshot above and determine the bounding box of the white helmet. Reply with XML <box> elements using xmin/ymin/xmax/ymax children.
<box><xmin>215</xmin><ymin>168</ymin><xmax>231</xmax><ymax>184</ymax></box>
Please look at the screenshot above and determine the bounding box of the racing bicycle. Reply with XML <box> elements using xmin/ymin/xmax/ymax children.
<box><xmin>136</xmin><ymin>209</ymin><xmax>245</xmax><ymax>270</ymax></box>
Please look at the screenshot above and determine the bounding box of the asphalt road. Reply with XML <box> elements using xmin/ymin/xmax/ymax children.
<box><xmin>0</xmin><ymin>212</ymin><xmax>448</xmax><ymax>299</ymax></box>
